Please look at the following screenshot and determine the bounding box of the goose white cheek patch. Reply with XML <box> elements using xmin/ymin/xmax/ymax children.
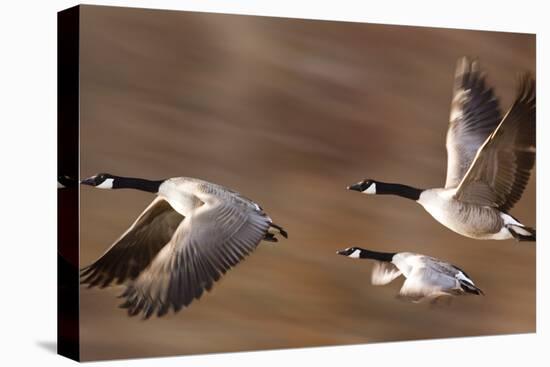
<box><xmin>363</xmin><ymin>183</ymin><xmax>376</xmax><ymax>194</ymax></box>
<box><xmin>96</xmin><ymin>178</ymin><xmax>114</xmax><ymax>189</ymax></box>
<box><xmin>349</xmin><ymin>249</ymin><xmax>361</xmax><ymax>258</ymax></box>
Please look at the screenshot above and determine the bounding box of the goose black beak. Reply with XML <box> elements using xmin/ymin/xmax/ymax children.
<box><xmin>80</xmin><ymin>177</ymin><xmax>96</xmax><ymax>186</ymax></box>
<box><xmin>347</xmin><ymin>183</ymin><xmax>363</xmax><ymax>192</ymax></box>
<box><xmin>336</xmin><ymin>248</ymin><xmax>349</xmax><ymax>256</ymax></box>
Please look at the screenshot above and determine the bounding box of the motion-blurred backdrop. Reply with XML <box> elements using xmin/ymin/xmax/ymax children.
<box><xmin>78</xmin><ymin>5</ymin><xmax>535</xmax><ymax>361</ymax></box>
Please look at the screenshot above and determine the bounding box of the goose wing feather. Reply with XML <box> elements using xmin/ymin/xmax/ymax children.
<box><xmin>119</xmin><ymin>195</ymin><xmax>272</xmax><ymax>318</ymax></box>
<box><xmin>80</xmin><ymin>197</ymin><xmax>184</xmax><ymax>288</ymax></box>
<box><xmin>445</xmin><ymin>57</ymin><xmax>502</xmax><ymax>188</ymax></box>
<box><xmin>454</xmin><ymin>74</ymin><xmax>535</xmax><ymax>211</ymax></box>
<box><xmin>398</xmin><ymin>258</ymin><xmax>462</xmax><ymax>301</ymax></box>
<box><xmin>371</xmin><ymin>261</ymin><xmax>402</xmax><ymax>285</ymax></box>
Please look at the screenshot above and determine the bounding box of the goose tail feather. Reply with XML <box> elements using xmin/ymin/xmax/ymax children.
<box><xmin>508</xmin><ymin>225</ymin><xmax>536</xmax><ymax>242</ymax></box>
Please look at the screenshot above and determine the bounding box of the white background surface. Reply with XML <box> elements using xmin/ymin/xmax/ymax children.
<box><xmin>0</xmin><ymin>0</ymin><xmax>547</xmax><ymax>365</ymax></box>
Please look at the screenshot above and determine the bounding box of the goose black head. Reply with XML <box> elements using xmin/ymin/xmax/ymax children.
<box><xmin>81</xmin><ymin>173</ymin><xmax>117</xmax><ymax>189</ymax></box>
<box><xmin>347</xmin><ymin>179</ymin><xmax>377</xmax><ymax>194</ymax></box>
<box><xmin>81</xmin><ymin>173</ymin><xmax>165</xmax><ymax>193</ymax></box>
<box><xmin>336</xmin><ymin>247</ymin><xmax>363</xmax><ymax>258</ymax></box>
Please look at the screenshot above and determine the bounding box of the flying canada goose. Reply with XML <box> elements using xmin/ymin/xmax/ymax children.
<box><xmin>80</xmin><ymin>173</ymin><xmax>288</xmax><ymax>318</ymax></box>
<box><xmin>336</xmin><ymin>247</ymin><xmax>483</xmax><ymax>302</ymax></box>
<box><xmin>348</xmin><ymin>57</ymin><xmax>535</xmax><ymax>241</ymax></box>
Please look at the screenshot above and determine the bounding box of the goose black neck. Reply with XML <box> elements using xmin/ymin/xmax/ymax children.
<box><xmin>357</xmin><ymin>248</ymin><xmax>396</xmax><ymax>262</ymax></box>
<box><xmin>376</xmin><ymin>182</ymin><xmax>423</xmax><ymax>201</ymax></box>
<box><xmin>113</xmin><ymin>177</ymin><xmax>164</xmax><ymax>193</ymax></box>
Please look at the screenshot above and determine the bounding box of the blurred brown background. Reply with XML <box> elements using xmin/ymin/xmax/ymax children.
<box><xmin>78</xmin><ymin>5</ymin><xmax>536</xmax><ymax>361</ymax></box>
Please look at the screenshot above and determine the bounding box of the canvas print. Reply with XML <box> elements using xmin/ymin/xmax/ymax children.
<box><xmin>57</xmin><ymin>4</ymin><xmax>536</xmax><ymax>362</ymax></box>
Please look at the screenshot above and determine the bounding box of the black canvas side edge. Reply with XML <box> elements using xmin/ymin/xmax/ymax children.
<box><xmin>57</xmin><ymin>5</ymin><xmax>80</xmax><ymax>362</ymax></box>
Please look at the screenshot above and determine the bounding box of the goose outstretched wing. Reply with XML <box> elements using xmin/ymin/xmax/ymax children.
<box><xmin>119</xmin><ymin>197</ymin><xmax>275</xmax><ymax>318</ymax></box>
<box><xmin>80</xmin><ymin>197</ymin><xmax>184</xmax><ymax>287</ymax></box>
<box><xmin>371</xmin><ymin>261</ymin><xmax>402</xmax><ymax>285</ymax></box>
<box><xmin>454</xmin><ymin>74</ymin><xmax>536</xmax><ymax>212</ymax></box>
<box><xmin>445</xmin><ymin>57</ymin><xmax>502</xmax><ymax>188</ymax></box>
<box><xmin>398</xmin><ymin>265</ymin><xmax>460</xmax><ymax>302</ymax></box>
<box><xmin>398</xmin><ymin>258</ymin><xmax>482</xmax><ymax>301</ymax></box>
